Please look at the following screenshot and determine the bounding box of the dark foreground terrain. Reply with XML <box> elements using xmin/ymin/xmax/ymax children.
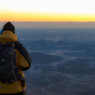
<box><xmin>16</xmin><ymin>29</ymin><xmax>95</xmax><ymax>95</ymax></box>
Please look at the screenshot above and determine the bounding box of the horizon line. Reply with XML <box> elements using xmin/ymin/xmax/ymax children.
<box><xmin>1</xmin><ymin>21</ymin><xmax>95</xmax><ymax>23</ymax></box>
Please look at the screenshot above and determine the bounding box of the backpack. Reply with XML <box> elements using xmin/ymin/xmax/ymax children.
<box><xmin>0</xmin><ymin>42</ymin><xmax>20</xmax><ymax>84</ymax></box>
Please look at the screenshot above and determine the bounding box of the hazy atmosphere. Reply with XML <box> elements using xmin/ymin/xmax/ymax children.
<box><xmin>1</xmin><ymin>22</ymin><xmax>95</xmax><ymax>29</ymax></box>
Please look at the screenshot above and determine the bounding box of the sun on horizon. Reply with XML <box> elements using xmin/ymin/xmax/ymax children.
<box><xmin>0</xmin><ymin>0</ymin><xmax>95</xmax><ymax>22</ymax></box>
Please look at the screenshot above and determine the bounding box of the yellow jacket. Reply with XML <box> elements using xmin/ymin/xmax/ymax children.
<box><xmin>0</xmin><ymin>31</ymin><xmax>32</xmax><ymax>94</ymax></box>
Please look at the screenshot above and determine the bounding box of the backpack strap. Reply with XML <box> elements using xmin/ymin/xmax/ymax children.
<box><xmin>0</xmin><ymin>42</ymin><xmax>15</xmax><ymax>47</ymax></box>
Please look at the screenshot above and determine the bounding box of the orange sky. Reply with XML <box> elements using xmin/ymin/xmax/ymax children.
<box><xmin>0</xmin><ymin>0</ymin><xmax>95</xmax><ymax>22</ymax></box>
<box><xmin>1</xmin><ymin>10</ymin><xmax>95</xmax><ymax>22</ymax></box>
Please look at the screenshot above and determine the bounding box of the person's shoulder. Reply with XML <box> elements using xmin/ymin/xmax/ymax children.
<box><xmin>15</xmin><ymin>41</ymin><xmax>28</xmax><ymax>54</ymax></box>
<box><xmin>15</xmin><ymin>41</ymin><xmax>24</xmax><ymax>50</ymax></box>
<box><xmin>15</xmin><ymin>40</ymin><xmax>23</xmax><ymax>46</ymax></box>
<box><xmin>15</xmin><ymin>40</ymin><xmax>32</xmax><ymax>65</ymax></box>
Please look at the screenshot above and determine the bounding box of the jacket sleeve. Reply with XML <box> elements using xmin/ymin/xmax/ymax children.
<box><xmin>15</xmin><ymin>41</ymin><xmax>32</xmax><ymax>71</ymax></box>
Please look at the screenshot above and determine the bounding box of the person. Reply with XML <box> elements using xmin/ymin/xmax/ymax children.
<box><xmin>0</xmin><ymin>22</ymin><xmax>32</xmax><ymax>95</ymax></box>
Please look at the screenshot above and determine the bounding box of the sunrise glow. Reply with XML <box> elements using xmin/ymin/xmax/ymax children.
<box><xmin>0</xmin><ymin>0</ymin><xmax>95</xmax><ymax>22</ymax></box>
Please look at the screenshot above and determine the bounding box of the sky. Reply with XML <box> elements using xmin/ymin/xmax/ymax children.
<box><xmin>0</xmin><ymin>0</ymin><xmax>95</xmax><ymax>22</ymax></box>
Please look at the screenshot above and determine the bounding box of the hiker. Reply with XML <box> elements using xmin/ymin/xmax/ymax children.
<box><xmin>0</xmin><ymin>22</ymin><xmax>32</xmax><ymax>95</ymax></box>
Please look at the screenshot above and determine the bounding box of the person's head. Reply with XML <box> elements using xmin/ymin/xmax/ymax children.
<box><xmin>2</xmin><ymin>22</ymin><xmax>15</xmax><ymax>33</ymax></box>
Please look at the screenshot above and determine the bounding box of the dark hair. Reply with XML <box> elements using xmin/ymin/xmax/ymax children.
<box><xmin>3</xmin><ymin>22</ymin><xmax>15</xmax><ymax>33</ymax></box>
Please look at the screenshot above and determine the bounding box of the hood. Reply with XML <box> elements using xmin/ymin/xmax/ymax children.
<box><xmin>0</xmin><ymin>31</ymin><xmax>18</xmax><ymax>43</ymax></box>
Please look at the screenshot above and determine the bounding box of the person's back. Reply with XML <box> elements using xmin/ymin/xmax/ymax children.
<box><xmin>0</xmin><ymin>22</ymin><xmax>32</xmax><ymax>95</ymax></box>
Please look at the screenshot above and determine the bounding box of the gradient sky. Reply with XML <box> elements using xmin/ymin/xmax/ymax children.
<box><xmin>0</xmin><ymin>0</ymin><xmax>95</xmax><ymax>22</ymax></box>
